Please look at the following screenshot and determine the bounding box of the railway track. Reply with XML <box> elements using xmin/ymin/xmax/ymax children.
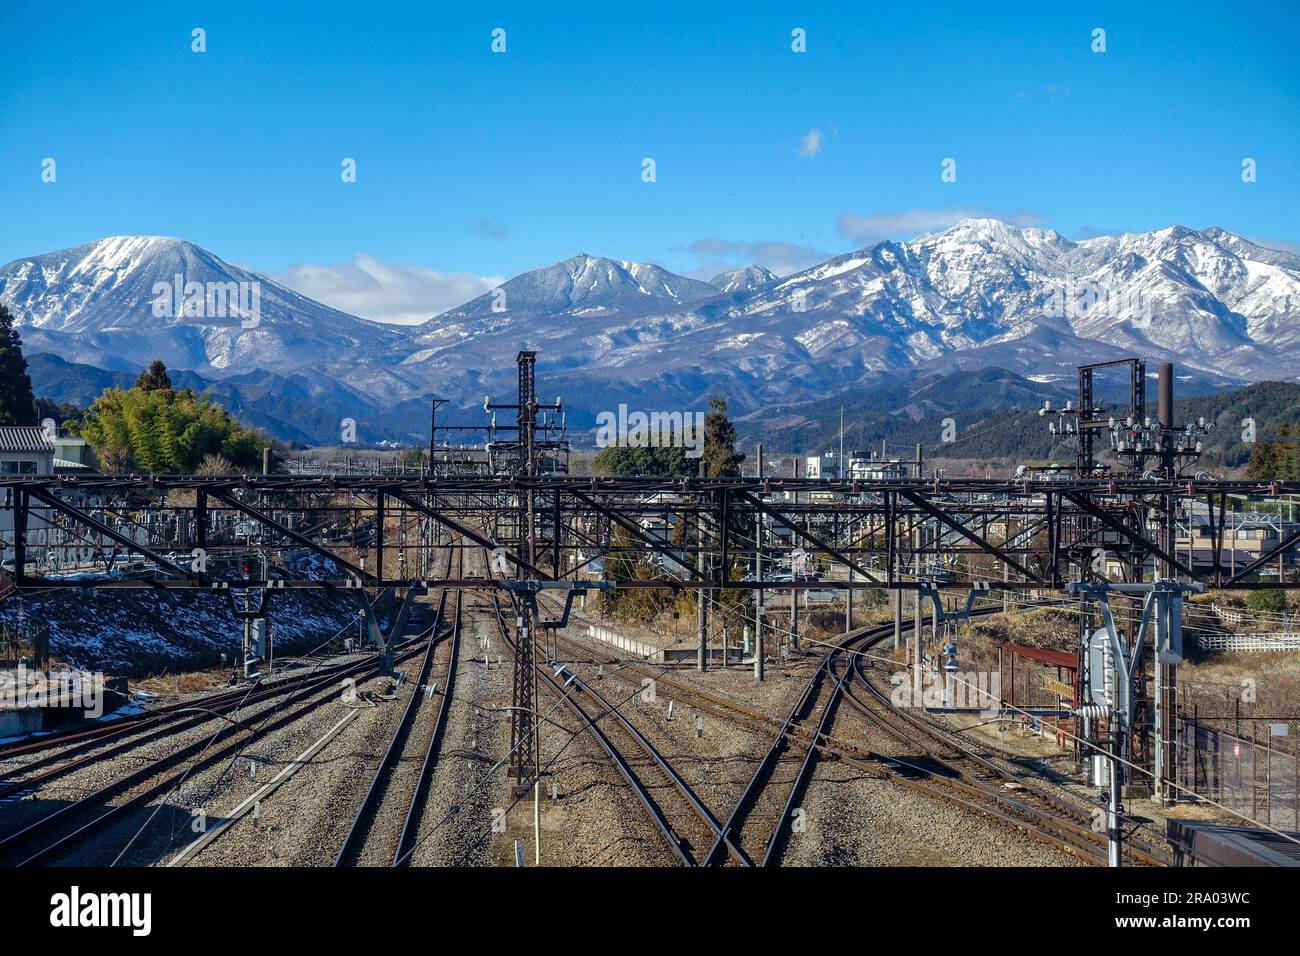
<box><xmin>545</xmin><ymin>599</ymin><xmax>1170</xmax><ymax>867</ymax></box>
<box><xmin>0</xmin><ymin>635</ymin><xmax>437</xmax><ymax>867</ymax></box>
<box><xmin>335</xmin><ymin>550</ymin><xmax>462</xmax><ymax>868</ymax></box>
<box><xmin>702</xmin><ymin>635</ymin><xmax>853</xmax><ymax>866</ymax></box>
<box><xmin>482</xmin><ymin>550</ymin><xmax>740</xmax><ymax>867</ymax></box>
<box><xmin>845</xmin><ymin>628</ymin><xmax>1173</xmax><ymax>867</ymax></box>
<box><xmin>0</xmin><ymin>648</ymin><xmax>424</xmax><ymax>805</ymax></box>
<box><xmin>0</xmin><ymin>611</ymin><xmax>396</xmax><ymax>768</ymax></box>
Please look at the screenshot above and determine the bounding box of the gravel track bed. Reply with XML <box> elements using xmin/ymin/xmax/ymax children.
<box><xmin>348</xmin><ymin>634</ymin><xmax>456</xmax><ymax>866</ymax></box>
<box><xmin>408</xmin><ymin>600</ymin><xmax>511</xmax><ymax>866</ymax></box>
<box><xmin>854</xmin><ymin>652</ymin><xmax>1170</xmax><ymax>857</ymax></box>
<box><xmin>775</xmin><ymin>670</ymin><xmax>1086</xmax><ymax>866</ymax></box>
<box><xmin>2</xmin><ymin>661</ymin><xmax>396</xmax><ymax>866</ymax></box>
<box><xmin>0</xmin><ymin>650</ymin><xmax>379</xmax><ymax>780</ymax></box>
<box><xmin>781</xmin><ymin>762</ymin><xmax>1085</xmax><ymax>866</ymax></box>
<box><xmin>0</xmin><ymin>661</ymin><xmax>379</xmax><ymax>850</ymax></box>
<box><xmin>473</xmin><ymin>593</ymin><xmax>685</xmax><ymax>867</ymax></box>
<box><xmin>557</xmin><ymin>625</ymin><xmax>825</xmax><ymax>819</ymax></box>
<box><xmin>176</xmin><ymin>649</ymin><xmax>432</xmax><ymax>866</ymax></box>
<box><xmin>774</xmin><ymin>686</ymin><xmax>1092</xmax><ymax>868</ymax></box>
<box><xmin>525</xmin><ymin>686</ymin><xmax>680</xmax><ymax>867</ymax></box>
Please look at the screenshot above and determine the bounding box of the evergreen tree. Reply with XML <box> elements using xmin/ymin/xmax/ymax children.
<box><xmin>135</xmin><ymin>359</ymin><xmax>173</xmax><ymax>392</ymax></box>
<box><xmin>1244</xmin><ymin>420</ymin><xmax>1300</xmax><ymax>480</ymax></box>
<box><xmin>80</xmin><ymin>383</ymin><xmax>267</xmax><ymax>473</ymax></box>
<box><xmin>593</xmin><ymin>442</ymin><xmax>689</xmax><ymax>477</ymax></box>
<box><xmin>0</xmin><ymin>303</ymin><xmax>38</xmax><ymax>427</ymax></box>
<box><xmin>703</xmin><ymin>397</ymin><xmax>745</xmax><ymax>478</ymax></box>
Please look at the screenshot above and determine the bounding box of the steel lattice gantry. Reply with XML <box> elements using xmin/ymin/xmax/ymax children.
<box><xmin>3</xmin><ymin>475</ymin><xmax>1299</xmax><ymax>594</ymax></box>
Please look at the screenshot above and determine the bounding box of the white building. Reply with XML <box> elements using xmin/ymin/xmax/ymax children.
<box><xmin>1</xmin><ymin>427</ymin><xmax>55</xmax><ymax>567</ymax></box>
<box><xmin>804</xmin><ymin>454</ymin><xmax>838</xmax><ymax>479</ymax></box>
<box><xmin>0</xmin><ymin>426</ymin><xmax>54</xmax><ymax>478</ymax></box>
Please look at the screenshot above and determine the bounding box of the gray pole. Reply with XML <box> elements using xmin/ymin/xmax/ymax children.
<box><xmin>697</xmin><ymin>458</ymin><xmax>708</xmax><ymax>671</ymax></box>
<box><xmin>912</xmin><ymin>519</ymin><xmax>922</xmax><ymax>704</ymax></box>
<box><xmin>755</xmin><ymin>443</ymin><xmax>764</xmax><ymax>683</ymax></box>
<box><xmin>931</xmin><ymin>582</ymin><xmax>941</xmax><ymax>657</ymax></box>
<box><xmin>1109</xmin><ymin>722</ymin><xmax>1123</xmax><ymax>867</ymax></box>
<box><xmin>846</xmin><ymin>563</ymin><xmax>854</xmax><ymax>633</ymax></box>
<box><xmin>791</xmin><ymin>456</ymin><xmax>800</xmax><ymax>653</ymax></box>
<box><xmin>791</xmin><ymin>576</ymin><xmax>799</xmax><ymax>652</ymax></box>
<box><xmin>893</xmin><ymin>586</ymin><xmax>902</xmax><ymax>651</ymax></box>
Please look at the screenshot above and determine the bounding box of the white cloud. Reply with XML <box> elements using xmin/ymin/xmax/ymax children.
<box><xmin>837</xmin><ymin>208</ymin><xmax>1044</xmax><ymax>243</ymax></box>
<box><xmin>271</xmin><ymin>254</ymin><xmax>503</xmax><ymax>325</ymax></box>
<box><xmin>797</xmin><ymin>128</ymin><xmax>824</xmax><ymax>158</ymax></box>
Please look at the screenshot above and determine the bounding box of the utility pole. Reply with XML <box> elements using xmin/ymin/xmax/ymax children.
<box><xmin>838</xmin><ymin>405</ymin><xmax>844</xmax><ymax>484</ymax></box>
<box><xmin>893</xmin><ymin>586</ymin><xmax>902</xmax><ymax>651</ymax></box>
<box><xmin>428</xmin><ymin>398</ymin><xmax>447</xmax><ymax>474</ymax></box>
<box><xmin>1155</xmin><ymin>362</ymin><xmax>1177</xmax><ymax>804</ymax></box>
<box><xmin>697</xmin><ymin>457</ymin><xmax>708</xmax><ymax>671</ymax></box>
<box><xmin>912</xmin><ymin>517</ymin><xmax>923</xmax><ymax>706</ymax></box>
<box><xmin>505</xmin><ymin>351</ymin><xmax>541</xmax><ymax>793</ymax></box>
<box><xmin>754</xmin><ymin>443</ymin><xmax>764</xmax><ymax>683</ymax></box>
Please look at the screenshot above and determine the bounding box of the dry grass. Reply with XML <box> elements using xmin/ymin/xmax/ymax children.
<box><xmin>134</xmin><ymin>668</ymin><xmax>228</xmax><ymax>699</ymax></box>
<box><xmin>1180</xmin><ymin>650</ymin><xmax>1300</xmax><ymax>718</ymax></box>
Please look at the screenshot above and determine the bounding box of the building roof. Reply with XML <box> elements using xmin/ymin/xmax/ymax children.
<box><xmin>993</xmin><ymin>642</ymin><xmax>1077</xmax><ymax>669</ymax></box>
<box><xmin>0</xmin><ymin>426</ymin><xmax>55</xmax><ymax>454</ymax></box>
<box><xmin>1168</xmin><ymin>819</ymin><xmax>1300</xmax><ymax>867</ymax></box>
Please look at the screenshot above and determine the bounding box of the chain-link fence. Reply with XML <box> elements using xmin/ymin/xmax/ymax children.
<box><xmin>1177</xmin><ymin>715</ymin><xmax>1300</xmax><ymax>830</ymax></box>
<box><xmin>0</xmin><ymin>622</ymin><xmax>48</xmax><ymax>669</ymax></box>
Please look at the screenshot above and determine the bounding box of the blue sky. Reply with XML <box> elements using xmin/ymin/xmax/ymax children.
<box><xmin>3</xmin><ymin>1</ymin><xmax>1297</xmax><ymax>322</ymax></box>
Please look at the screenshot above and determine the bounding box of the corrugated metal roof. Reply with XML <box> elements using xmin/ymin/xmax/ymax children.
<box><xmin>0</xmin><ymin>426</ymin><xmax>55</xmax><ymax>453</ymax></box>
<box><xmin>1168</xmin><ymin>819</ymin><xmax>1300</xmax><ymax>867</ymax></box>
<box><xmin>993</xmin><ymin>642</ymin><xmax>1077</xmax><ymax>669</ymax></box>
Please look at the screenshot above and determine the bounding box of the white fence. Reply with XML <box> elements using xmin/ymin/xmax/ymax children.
<box><xmin>1195</xmin><ymin>632</ymin><xmax>1300</xmax><ymax>653</ymax></box>
<box><xmin>586</xmin><ymin>624</ymin><xmax>663</xmax><ymax>662</ymax></box>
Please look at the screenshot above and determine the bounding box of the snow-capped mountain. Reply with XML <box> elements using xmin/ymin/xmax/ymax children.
<box><xmin>424</xmin><ymin>252</ymin><xmax>721</xmax><ymax>329</ymax></box>
<box><xmin>709</xmin><ymin>264</ymin><xmax>776</xmax><ymax>294</ymax></box>
<box><xmin>537</xmin><ymin>219</ymin><xmax>1300</xmax><ymax>394</ymax></box>
<box><xmin>4</xmin><ymin>221</ymin><xmax>1298</xmax><ymax>443</ymax></box>
<box><xmin>0</xmin><ymin>236</ymin><xmax>417</xmax><ymax>400</ymax></box>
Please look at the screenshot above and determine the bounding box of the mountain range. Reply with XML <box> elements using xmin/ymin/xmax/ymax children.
<box><xmin>3</xmin><ymin>220</ymin><xmax>1298</xmax><ymax>446</ymax></box>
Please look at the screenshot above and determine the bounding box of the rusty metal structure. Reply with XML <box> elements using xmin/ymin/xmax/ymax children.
<box><xmin>2</xmin><ymin>354</ymin><xmax>1298</xmax><ymax>808</ymax></box>
<box><xmin>3</xmin><ymin>475</ymin><xmax>1298</xmax><ymax>595</ymax></box>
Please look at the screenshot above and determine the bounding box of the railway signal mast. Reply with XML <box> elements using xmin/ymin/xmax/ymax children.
<box><xmin>1047</xmin><ymin>360</ymin><xmax>1214</xmax><ymax>864</ymax></box>
<box><xmin>1042</xmin><ymin>359</ymin><xmax>1213</xmax><ymax>479</ymax></box>
<box><xmin>484</xmin><ymin>351</ymin><xmax>567</xmax><ymax>793</ymax></box>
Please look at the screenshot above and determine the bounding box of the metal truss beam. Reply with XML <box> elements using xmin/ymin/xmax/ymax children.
<box><xmin>209</xmin><ymin>488</ymin><xmax>372</xmax><ymax>584</ymax></box>
<box><xmin>737</xmin><ymin>490</ymin><xmax>885</xmax><ymax>585</ymax></box>
<box><xmin>1061</xmin><ymin>490</ymin><xmax>1195</xmax><ymax>580</ymax></box>
<box><xmin>897</xmin><ymin>489</ymin><xmax>1042</xmax><ymax>585</ymax></box>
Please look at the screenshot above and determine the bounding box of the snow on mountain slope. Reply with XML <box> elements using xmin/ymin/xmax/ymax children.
<box><xmin>0</xmin><ymin>236</ymin><xmax>411</xmax><ymax>385</ymax></box>
<box><xmin>709</xmin><ymin>264</ymin><xmax>777</xmax><ymax>294</ymax></box>
<box><xmin>419</xmin><ymin>253</ymin><xmax>721</xmax><ymax>331</ymax></box>
<box><xmin>570</xmin><ymin>219</ymin><xmax>1300</xmax><ymax>387</ymax></box>
<box><xmin>3</xmin><ymin>222</ymin><xmax>1297</xmax><ymax>440</ymax></box>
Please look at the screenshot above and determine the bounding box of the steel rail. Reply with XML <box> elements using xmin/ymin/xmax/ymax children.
<box><xmin>393</xmin><ymin>564</ymin><xmax>464</xmax><ymax>866</ymax></box>
<box><xmin>486</xmin><ymin>590</ymin><xmax>693</xmax><ymax>865</ymax></box>
<box><xmin>702</xmin><ymin>621</ymin><xmax>886</xmax><ymax>867</ymax></box>
<box><xmin>334</xmin><ymin>552</ymin><xmax>455</xmax><ymax>868</ymax></box>
<box><xmin>0</xmin><ymin>648</ymin><xmax>385</xmax><ymax>765</ymax></box>
<box><xmin>483</xmin><ymin>551</ymin><xmax>735</xmax><ymax>867</ymax></box>
<box><xmin>0</xmin><ymin>652</ymin><xmax>412</xmax><ymax>801</ymax></box>
<box><xmin>0</xmin><ymin>639</ymin><xmax>435</xmax><ymax>867</ymax></box>
<box><xmin>561</xmin><ymin>664</ymin><xmax>744</xmax><ymax>865</ymax></box>
<box><xmin>845</xmin><ymin>629</ymin><xmax>1171</xmax><ymax>866</ymax></box>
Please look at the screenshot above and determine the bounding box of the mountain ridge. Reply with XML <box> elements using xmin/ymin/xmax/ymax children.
<box><xmin>4</xmin><ymin>220</ymin><xmax>1298</xmax><ymax>439</ymax></box>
